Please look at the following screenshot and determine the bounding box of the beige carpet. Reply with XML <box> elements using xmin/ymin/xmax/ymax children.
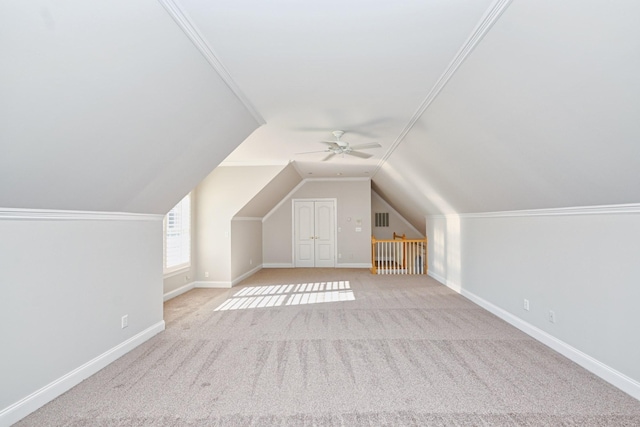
<box><xmin>18</xmin><ymin>268</ymin><xmax>640</xmax><ymax>426</ymax></box>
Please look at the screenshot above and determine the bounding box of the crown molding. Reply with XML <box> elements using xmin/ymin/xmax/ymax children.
<box><xmin>373</xmin><ymin>0</ymin><xmax>514</xmax><ymax>177</ymax></box>
<box><xmin>158</xmin><ymin>0</ymin><xmax>265</xmax><ymax>126</ymax></box>
<box><xmin>426</xmin><ymin>203</ymin><xmax>640</xmax><ymax>220</ymax></box>
<box><xmin>0</xmin><ymin>208</ymin><xmax>163</xmax><ymax>221</ymax></box>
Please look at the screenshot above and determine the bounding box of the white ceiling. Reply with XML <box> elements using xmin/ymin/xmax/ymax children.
<box><xmin>3</xmin><ymin>0</ymin><xmax>640</xmax><ymax>222</ymax></box>
<box><xmin>380</xmin><ymin>0</ymin><xmax>640</xmax><ymax>218</ymax></box>
<box><xmin>0</xmin><ymin>0</ymin><xmax>260</xmax><ymax>214</ymax></box>
<box><xmin>174</xmin><ymin>0</ymin><xmax>640</xmax><ymax>221</ymax></box>
<box><xmin>178</xmin><ymin>0</ymin><xmax>496</xmax><ymax>177</ymax></box>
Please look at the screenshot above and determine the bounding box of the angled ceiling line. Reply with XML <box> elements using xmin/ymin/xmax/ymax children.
<box><xmin>372</xmin><ymin>0</ymin><xmax>514</xmax><ymax>178</ymax></box>
<box><xmin>158</xmin><ymin>0</ymin><xmax>266</xmax><ymax>126</ymax></box>
<box><xmin>371</xmin><ymin>190</ymin><xmax>425</xmax><ymax>238</ymax></box>
<box><xmin>289</xmin><ymin>161</ymin><xmax>306</xmax><ymax>179</ymax></box>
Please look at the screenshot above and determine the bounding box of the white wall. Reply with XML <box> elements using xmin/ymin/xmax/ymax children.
<box><xmin>0</xmin><ymin>212</ymin><xmax>164</xmax><ymax>425</ymax></box>
<box><xmin>196</xmin><ymin>165</ymin><xmax>284</xmax><ymax>284</ymax></box>
<box><xmin>428</xmin><ymin>206</ymin><xmax>640</xmax><ymax>399</ymax></box>
<box><xmin>426</xmin><ymin>214</ymin><xmax>461</xmax><ymax>291</ymax></box>
<box><xmin>263</xmin><ymin>178</ymin><xmax>371</xmax><ymax>267</ymax></box>
<box><xmin>371</xmin><ymin>190</ymin><xmax>424</xmax><ymax>240</ymax></box>
<box><xmin>231</xmin><ymin>219</ymin><xmax>262</xmax><ymax>281</ymax></box>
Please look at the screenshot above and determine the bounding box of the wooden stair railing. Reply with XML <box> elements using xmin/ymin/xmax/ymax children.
<box><xmin>371</xmin><ymin>234</ymin><xmax>427</xmax><ymax>275</ymax></box>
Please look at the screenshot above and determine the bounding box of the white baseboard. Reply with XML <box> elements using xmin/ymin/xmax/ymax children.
<box><xmin>0</xmin><ymin>321</ymin><xmax>165</xmax><ymax>427</ymax></box>
<box><xmin>264</xmin><ymin>263</ymin><xmax>371</xmax><ymax>269</ymax></box>
<box><xmin>232</xmin><ymin>265</ymin><xmax>262</xmax><ymax>286</ymax></box>
<box><xmin>461</xmin><ymin>288</ymin><xmax>640</xmax><ymax>401</ymax></box>
<box><xmin>194</xmin><ymin>281</ymin><xmax>233</xmax><ymax>289</ymax></box>
<box><xmin>191</xmin><ymin>266</ymin><xmax>263</xmax><ymax>289</ymax></box>
<box><xmin>263</xmin><ymin>263</ymin><xmax>294</xmax><ymax>268</ymax></box>
<box><xmin>163</xmin><ymin>282</ymin><xmax>195</xmax><ymax>301</ymax></box>
<box><xmin>427</xmin><ymin>271</ymin><xmax>461</xmax><ymax>292</ymax></box>
<box><xmin>428</xmin><ymin>272</ymin><xmax>640</xmax><ymax>401</ymax></box>
<box><xmin>337</xmin><ymin>263</ymin><xmax>372</xmax><ymax>269</ymax></box>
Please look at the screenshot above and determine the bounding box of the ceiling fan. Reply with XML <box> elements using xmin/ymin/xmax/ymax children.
<box><xmin>297</xmin><ymin>130</ymin><xmax>382</xmax><ymax>161</ymax></box>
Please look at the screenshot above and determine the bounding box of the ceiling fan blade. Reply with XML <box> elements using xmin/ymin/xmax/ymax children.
<box><xmin>322</xmin><ymin>140</ymin><xmax>348</xmax><ymax>148</ymax></box>
<box><xmin>349</xmin><ymin>142</ymin><xmax>382</xmax><ymax>150</ymax></box>
<box><xmin>322</xmin><ymin>153</ymin><xmax>336</xmax><ymax>161</ymax></box>
<box><xmin>347</xmin><ymin>150</ymin><xmax>373</xmax><ymax>159</ymax></box>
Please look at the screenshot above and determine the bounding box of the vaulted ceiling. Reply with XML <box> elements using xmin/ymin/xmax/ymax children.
<box><xmin>188</xmin><ymin>0</ymin><xmax>496</xmax><ymax>176</ymax></box>
<box><xmin>2</xmin><ymin>0</ymin><xmax>640</xmax><ymax>228</ymax></box>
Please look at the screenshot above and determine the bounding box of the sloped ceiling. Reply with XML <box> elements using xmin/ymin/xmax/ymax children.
<box><xmin>180</xmin><ymin>0</ymin><xmax>495</xmax><ymax>177</ymax></box>
<box><xmin>177</xmin><ymin>0</ymin><xmax>640</xmax><ymax>230</ymax></box>
<box><xmin>0</xmin><ymin>0</ymin><xmax>260</xmax><ymax>214</ymax></box>
<box><xmin>197</xmin><ymin>165</ymin><xmax>288</xmax><ymax>220</ymax></box>
<box><xmin>3</xmin><ymin>1</ymin><xmax>639</xmax><ymax>223</ymax></box>
<box><xmin>380</xmin><ymin>0</ymin><xmax>640</xmax><ymax>219</ymax></box>
<box><xmin>235</xmin><ymin>163</ymin><xmax>302</xmax><ymax>218</ymax></box>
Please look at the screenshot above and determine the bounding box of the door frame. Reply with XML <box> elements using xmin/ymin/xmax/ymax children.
<box><xmin>291</xmin><ymin>198</ymin><xmax>338</xmax><ymax>267</ymax></box>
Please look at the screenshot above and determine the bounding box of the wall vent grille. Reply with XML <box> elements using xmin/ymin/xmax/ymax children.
<box><xmin>375</xmin><ymin>212</ymin><xmax>389</xmax><ymax>227</ymax></box>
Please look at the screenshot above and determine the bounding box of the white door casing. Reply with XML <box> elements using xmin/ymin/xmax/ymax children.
<box><xmin>293</xmin><ymin>199</ymin><xmax>335</xmax><ymax>267</ymax></box>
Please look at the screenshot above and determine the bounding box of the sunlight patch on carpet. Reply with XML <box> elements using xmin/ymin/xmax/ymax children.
<box><xmin>214</xmin><ymin>281</ymin><xmax>355</xmax><ymax>311</ymax></box>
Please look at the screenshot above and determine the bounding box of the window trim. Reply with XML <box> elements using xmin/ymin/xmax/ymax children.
<box><xmin>163</xmin><ymin>193</ymin><xmax>191</xmax><ymax>275</ymax></box>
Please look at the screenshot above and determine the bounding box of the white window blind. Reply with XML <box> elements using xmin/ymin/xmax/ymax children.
<box><xmin>164</xmin><ymin>193</ymin><xmax>191</xmax><ymax>272</ymax></box>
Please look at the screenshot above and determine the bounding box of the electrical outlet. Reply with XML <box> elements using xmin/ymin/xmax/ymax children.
<box><xmin>205</xmin><ymin>271</ymin><xmax>209</xmax><ymax>278</ymax></box>
<box><xmin>121</xmin><ymin>315</ymin><xmax>128</xmax><ymax>329</ymax></box>
<box><xmin>548</xmin><ymin>310</ymin><xmax>556</xmax><ymax>323</ymax></box>
<box><xmin>250</xmin><ymin>258</ymin><xmax>253</xmax><ymax>265</ymax></box>
<box><xmin>338</xmin><ymin>253</ymin><xmax>342</xmax><ymax>259</ymax></box>
<box><xmin>523</xmin><ymin>299</ymin><xmax>530</xmax><ymax>311</ymax></box>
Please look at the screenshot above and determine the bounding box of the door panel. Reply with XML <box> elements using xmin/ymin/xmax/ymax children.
<box><xmin>314</xmin><ymin>201</ymin><xmax>335</xmax><ymax>267</ymax></box>
<box><xmin>298</xmin><ymin>245</ymin><xmax>313</xmax><ymax>261</ymax></box>
<box><xmin>294</xmin><ymin>200</ymin><xmax>335</xmax><ymax>268</ymax></box>
<box><xmin>294</xmin><ymin>201</ymin><xmax>315</xmax><ymax>267</ymax></box>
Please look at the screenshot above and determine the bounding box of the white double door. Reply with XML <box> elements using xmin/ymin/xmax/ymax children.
<box><xmin>294</xmin><ymin>200</ymin><xmax>335</xmax><ymax>268</ymax></box>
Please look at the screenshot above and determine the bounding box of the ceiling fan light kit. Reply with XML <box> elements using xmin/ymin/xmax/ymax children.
<box><xmin>329</xmin><ymin>130</ymin><xmax>345</xmax><ymax>145</ymax></box>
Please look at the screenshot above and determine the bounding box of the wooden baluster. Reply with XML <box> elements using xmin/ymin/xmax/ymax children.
<box><xmin>371</xmin><ymin>236</ymin><xmax>376</xmax><ymax>274</ymax></box>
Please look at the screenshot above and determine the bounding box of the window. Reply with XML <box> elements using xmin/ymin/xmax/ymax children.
<box><xmin>375</xmin><ymin>212</ymin><xmax>389</xmax><ymax>227</ymax></box>
<box><xmin>164</xmin><ymin>193</ymin><xmax>191</xmax><ymax>273</ymax></box>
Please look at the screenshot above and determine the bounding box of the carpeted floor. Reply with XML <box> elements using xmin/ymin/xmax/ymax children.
<box><xmin>17</xmin><ymin>268</ymin><xmax>640</xmax><ymax>426</ymax></box>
